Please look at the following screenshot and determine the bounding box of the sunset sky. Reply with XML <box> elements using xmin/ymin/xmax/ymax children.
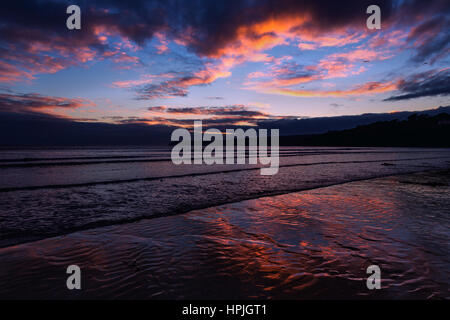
<box><xmin>0</xmin><ymin>0</ymin><xmax>449</xmax><ymax>129</ymax></box>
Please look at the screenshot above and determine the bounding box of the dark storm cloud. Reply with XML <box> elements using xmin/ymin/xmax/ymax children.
<box><xmin>385</xmin><ymin>69</ymin><xmax>450</xmax><ymax>101</ymax></box>
<box><xmin>0</xmin><ymin>1</ymin><xmax>105</xmax><ymax>54</ymax></box>
<box><xmin>157</xmin><ymin>0</ymin><xmax>395</xmax><ymax>57</ymax></box>
<box><xmin>0</xmin><ymin>0</ymin><xmax>395</xmax><ymax>58</ymax></box>
<box><xmin>1</xmin><ymin>0</ymin><xmax>448</xmax><ymax>60</ymax></box>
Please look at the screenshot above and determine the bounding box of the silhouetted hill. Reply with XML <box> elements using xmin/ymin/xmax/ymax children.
<box><xmin>261</xmin><ymin>106</ymin><xmax>450</xmax><ymax>135</ymax></box>
<box><xmin>281</xmin><ymin>113</ymin><xmax>450</xmax><ymax>147</ymax></box>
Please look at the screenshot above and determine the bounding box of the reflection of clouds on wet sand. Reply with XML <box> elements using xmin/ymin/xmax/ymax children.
<box><xmin>0</xmin><ymin>170</ymin><xmax>449</xmax><ymax>299</ymax></box>
<box><xmin>2</xmin><ymin>147</ymin><xmax>450</xmax><ymax>248</ymax></box>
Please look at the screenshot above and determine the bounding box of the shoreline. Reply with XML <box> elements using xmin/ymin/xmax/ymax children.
<box><xmin>1</xmin><ymin>165</ymin><xmax>449</xmax><ymax>249</ymax></box>
<box><xmin>1</xmin><ymin>169</ymin><xmax>449</xmax><ymax>299</ymax></box>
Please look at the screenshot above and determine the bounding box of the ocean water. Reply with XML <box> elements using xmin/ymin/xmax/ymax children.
<box><xmin>1</xmin><ymin>146</ymin><xmax>450</xmax><ymax>248</ymax></box>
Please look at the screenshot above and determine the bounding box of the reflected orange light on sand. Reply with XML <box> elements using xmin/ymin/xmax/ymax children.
<box><xmin>185</xmin><ymin>183</ymin><xmax>406</xmax><ymax>296</ymax></box>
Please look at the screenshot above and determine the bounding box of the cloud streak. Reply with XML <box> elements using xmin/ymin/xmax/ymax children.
<box><xmin>384</xmin><ymin>68</ymin><xmax>450</xmax><ymax>101</ymax></box>
<box><xmin>269</xmin><ymin>81</ymin><xmax>398</xmax><ymax>98</ymax></box>
<box><xmin>0</xmin><ymin>91</ymin><xmax>95</xmax><ymax>116</ymax></box>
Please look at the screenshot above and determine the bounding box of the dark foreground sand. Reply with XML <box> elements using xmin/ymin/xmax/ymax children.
<box><xmin>0</xmin><ymin>170</ymin><xmax>449</xmax><ymax>299</ymax></box>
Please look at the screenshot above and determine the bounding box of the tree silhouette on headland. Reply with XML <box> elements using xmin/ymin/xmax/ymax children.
<box><xmin>281</xmin><ymin>113</ymin><xmax>450</xmax><ymax>147</ymax></box>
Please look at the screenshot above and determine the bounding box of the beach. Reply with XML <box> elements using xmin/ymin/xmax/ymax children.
<box><xmin>1</xmin><ymin>0</ymin><xmax>449</xmax><ymax>307</ymax></box>
<box><xmin>0</xmin><ymin>168</ymin><xmax>449</xmax><ymax>299</ymax></box>
<box><xmin>1</xmin><ymin>147</ymin><xmax>450</xmax><ymax>248</ymax></box>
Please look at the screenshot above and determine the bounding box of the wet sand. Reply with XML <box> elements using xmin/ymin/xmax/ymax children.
<box><xmin>0</xmin><ymin>170</ymin><xmax>449</xmax><ymax>299</ymax></box>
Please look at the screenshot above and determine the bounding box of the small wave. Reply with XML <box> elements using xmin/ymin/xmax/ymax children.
<box><xmin>1</xmin><ymin>149</ymin><xmax>447</xmax><ymax>168</ymax></box>
<box><xmin>0</xmin><ymin>156</ymin><xmax>449</xmax><ymax>192</ymax></box>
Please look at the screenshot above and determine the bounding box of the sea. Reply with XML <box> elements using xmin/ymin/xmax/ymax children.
<box><xmin>0</xmin><ymin>146</ymin><xmax>449</xmax><ymax>299</ymax></box>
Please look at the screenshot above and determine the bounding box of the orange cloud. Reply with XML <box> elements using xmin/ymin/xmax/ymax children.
<box><xmin>268</xmin><ymin>81</ymin><xmax>399</xmax><ymax>98</ymax></box>
<box><xmin>326</xmin><ymin>48</ymin><xmax>391</xmax><ymax>63</ymax></box>
<box><xmin>369</xmin><ymin>30</ymin><xmax>407</xmax><ymax>49</ymax></box>
<box><xmin>245</xmin><ymin>46</ymin><xmax>391</xmax><ymax>92</ymax></box>
<box><xmin>155</xmin><ymin>32</ymin><xmax>169</xmax><ymax>54</ymax></box>
<box><xmin>297</xmin><ymin>31</ymin><xmax>365</xmax><ymax>49</ymax></box>
<box><xmin>112</xmin><ymin>73</ymin><xmax>175</xmax><ymax>88</ymax></box>
<box><xmin>0</xmin><ymin>61</ymin><xmax>34</xmax><ymax>82</ymax></box>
